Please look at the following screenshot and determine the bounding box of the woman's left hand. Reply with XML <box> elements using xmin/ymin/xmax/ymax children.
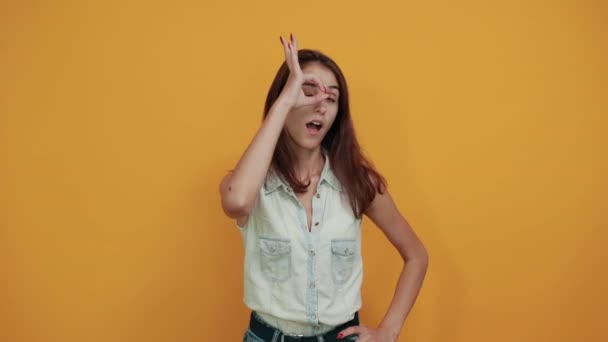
<box><xmin>336</xmin><ymin>325</ymin><xmax>395</xmax><ymax>342</ymax></box>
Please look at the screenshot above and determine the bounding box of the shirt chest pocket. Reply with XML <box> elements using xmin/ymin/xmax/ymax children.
<box><xmin>258</xmin><ymin>237</ymin><xmax>292</xmax><ymax>283</ymax></box>
<box><xmin>331</xmin><ymin>239</ymin><xmax>357</xmax><ymax>286</ymax></box>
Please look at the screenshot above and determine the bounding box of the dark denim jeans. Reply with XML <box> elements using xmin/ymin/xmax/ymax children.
<box><xmin>243</xmin><ymin>311</ymin><xmax>359</xmax><ymax>342</ymax></box>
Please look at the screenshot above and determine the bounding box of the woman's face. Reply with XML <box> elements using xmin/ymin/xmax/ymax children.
<box><xmin>284</xmin><ymin>62</ymin><xmax>340</xmax><ymax>151</ymax></box>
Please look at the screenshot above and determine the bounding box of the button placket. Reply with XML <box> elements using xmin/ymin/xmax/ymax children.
<box><xmin>305</xmin><ymin>235</ymin><xmax>319</xmax><ymax>329</ymax></box>
<box><xmin>311</xmin><ymin>188</ymin><xmax>323</xmax><ymax>230</ymax></box>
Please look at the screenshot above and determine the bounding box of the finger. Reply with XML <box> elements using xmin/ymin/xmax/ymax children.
<box><xmin>302</xmin><ymin>92</ymin><xmax>329</xmax><ymax>106</ymax></box>
<box><xmin>280</xmin><ymin>36</ymin><xmax>292</xmax><ymax>70</ymax></box>
<box><xmin>291</xmin><ymin>33</ymin><xmax>298</xmax><ymax>51</ymax></box>
<box><xmin>289</xmin><ymin>33</ymin><xmax>300</xmax><ymax>73</ymax></box>
<box><xmin>291</xmin><ymin>33</ymin><xmax>301</xmax><ymax>69</ymax></box>
<box><xmin>303</xmin><ymin>74</ymin><xmax>327</xmax><ymax>93</ymax></box>
<box><xmin>337</xmin><ymin>325</ymin><xmax>364</xmax><ymax>339</ymax></box>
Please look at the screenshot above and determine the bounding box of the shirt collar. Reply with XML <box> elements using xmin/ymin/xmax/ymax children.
<box><xmin>264</xmin><ymin>152</ymin><xmax>342</xmax><ymax>194</ymax></box>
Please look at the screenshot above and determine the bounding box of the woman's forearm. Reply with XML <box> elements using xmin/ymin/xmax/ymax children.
<box><xmin>378</xmin><ymin>255</ymin><xmax>429</xmax><ymax>340</ymax></box>
<box><xmin>221</xmin><ymin>96</ymin><xmax>291</xmax><ymax>216</ymax></box>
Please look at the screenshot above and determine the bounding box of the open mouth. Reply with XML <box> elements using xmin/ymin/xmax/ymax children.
<box><xmin>305</xmin><ymin>120</ymin><xmax>323</xmax><ymax>135</ymax></box>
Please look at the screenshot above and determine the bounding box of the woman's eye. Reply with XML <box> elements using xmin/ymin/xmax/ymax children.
<box><xmin>327</xmin><ymin>98</ymin><xmax>337</xmax><ymax>103</ymax></box>
<box><xmin>302</xmin><ymin>85</ymin><xmax>317</xmax><ymax>96</ymax></box>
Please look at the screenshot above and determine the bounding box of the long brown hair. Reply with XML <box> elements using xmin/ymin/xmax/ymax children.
<box><xmin>263</xmin><ymin>49</ymin><xmax>386</xmax><ymax>218</ymax></box>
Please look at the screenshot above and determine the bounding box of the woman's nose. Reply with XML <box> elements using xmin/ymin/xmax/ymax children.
<box><xmin>314</xmin><ymin>102</ymin><xmax>327</xmax><ymax>114</ymax></box>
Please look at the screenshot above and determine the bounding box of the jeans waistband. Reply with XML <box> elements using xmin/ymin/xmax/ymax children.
<box><xmin>255</xmin><ymin>311</ymin><xmax>338</xmax><ymax>335</ymax></box>
<box><xmin>248</xmin><ymin>311</ymin><xmax>359</xmax><ymax>342</ymax></box>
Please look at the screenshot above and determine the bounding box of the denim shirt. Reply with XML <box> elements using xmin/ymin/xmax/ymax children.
<box><xmin>238</xmin><ymin>155</ymin><xmax>363</xmax><ymax>335</ymax></box>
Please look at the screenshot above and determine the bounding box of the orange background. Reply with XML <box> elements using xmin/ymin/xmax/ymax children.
<box><xmin>1</xmin><ymin>1</ymin><xmax>606</xmax><ymax>341</ymax></box>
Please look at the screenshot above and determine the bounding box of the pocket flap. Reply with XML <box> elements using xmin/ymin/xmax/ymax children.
<box><xmin>259</xmin><ymin>237</ymin><xmax>291</xmax><ymax>255</ymax></box>
<box><xmin>331</xmin><ymin>239</ymin><xmax>356</xmax><ymax>256</ymax></box>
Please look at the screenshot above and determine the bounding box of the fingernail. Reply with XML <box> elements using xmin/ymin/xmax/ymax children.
<box><xmin>337</xmin><ymin>333</ymin><xmax>343</xmax><ymax>339</ymax></box>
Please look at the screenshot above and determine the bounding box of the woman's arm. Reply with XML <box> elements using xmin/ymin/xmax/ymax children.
<box><xmin>219</xmin><ymin>97</ymin><xmax>291</xmax><ymax>219</ymax></box>
<box><xmin>338</xmin><ymin>190</ymin><xmax>429</xmax><ymax>341</ymax></box>
<box><xmin>219</xmin><ymin>34</ymin><xmax>328</xmax><ymax>219</ymax></box>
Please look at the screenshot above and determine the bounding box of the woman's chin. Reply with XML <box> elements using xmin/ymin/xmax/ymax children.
<box><xmin>286</xmin><ymin>131</ymin><xmax>325</xmax><ymax>151</ymax></box>
<box><xmin>293</xmin><ymin>139</ymin><xmax>322</xmax><ymax>151</ymax></box>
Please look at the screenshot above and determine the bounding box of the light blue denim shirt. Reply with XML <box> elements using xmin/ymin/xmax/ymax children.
<box><xmin>238</xmin><ymin>155</ymin><xmax>363</xmax><ymax>336</ymax></box>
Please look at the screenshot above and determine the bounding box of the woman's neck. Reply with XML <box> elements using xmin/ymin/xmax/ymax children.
<box><xmin>291</xmin><ymin>147</ymin><xmax>325</xmax><ymax>182</ymax></box>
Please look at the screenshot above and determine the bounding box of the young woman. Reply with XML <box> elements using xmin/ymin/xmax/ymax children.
<box><xmin>220</xmin><ymin>34</ymin><xmax>429</xmax><ymax>342</ymax></box>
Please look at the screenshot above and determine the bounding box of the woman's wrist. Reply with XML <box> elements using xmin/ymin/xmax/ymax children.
<box><xmin>271</xmin><ymin>94</ymin><xmax>296</xmax><ymax>114</ymax></box>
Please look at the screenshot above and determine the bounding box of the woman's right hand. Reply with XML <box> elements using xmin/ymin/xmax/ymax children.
<box><xmin>278</xmin><ymin>34</ymin><xmax>329</xmax><ymax>109</ymax></box>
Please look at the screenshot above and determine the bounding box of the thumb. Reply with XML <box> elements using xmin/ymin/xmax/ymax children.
<box><xmin>337</xmin><ymin>325</ymin><xmax>364</xmax><ymax>339</ymax></box>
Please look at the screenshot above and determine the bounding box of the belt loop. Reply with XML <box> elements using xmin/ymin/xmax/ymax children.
<box><xmin>271</xmin><ymin>330</ymin><xmax>280</xmax><ymax>342</ymax></box>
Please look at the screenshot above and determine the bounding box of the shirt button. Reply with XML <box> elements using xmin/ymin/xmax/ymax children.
<box><xmin>309</xmin><ymin>282</ymin><xmax>315</xmax><ymax>289</ymax></box>
<box><xmin>314</xmin><ymin>222</ymin><xmax>319</xmax><ymax>226</ymax></box>
<box><xmin>316</xmin><ymin>193</ymin><xmax>320</xmax><ymax>198</ymax></box>
<box><xmin>310</xmin><ymin>250</ymin><xmax>315</xmax><ymax>257</ymax></box>
<box><xmin>311</xmin><ymin>313</ymin><xmax>317</xmax><ymax>320</ymax></box>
